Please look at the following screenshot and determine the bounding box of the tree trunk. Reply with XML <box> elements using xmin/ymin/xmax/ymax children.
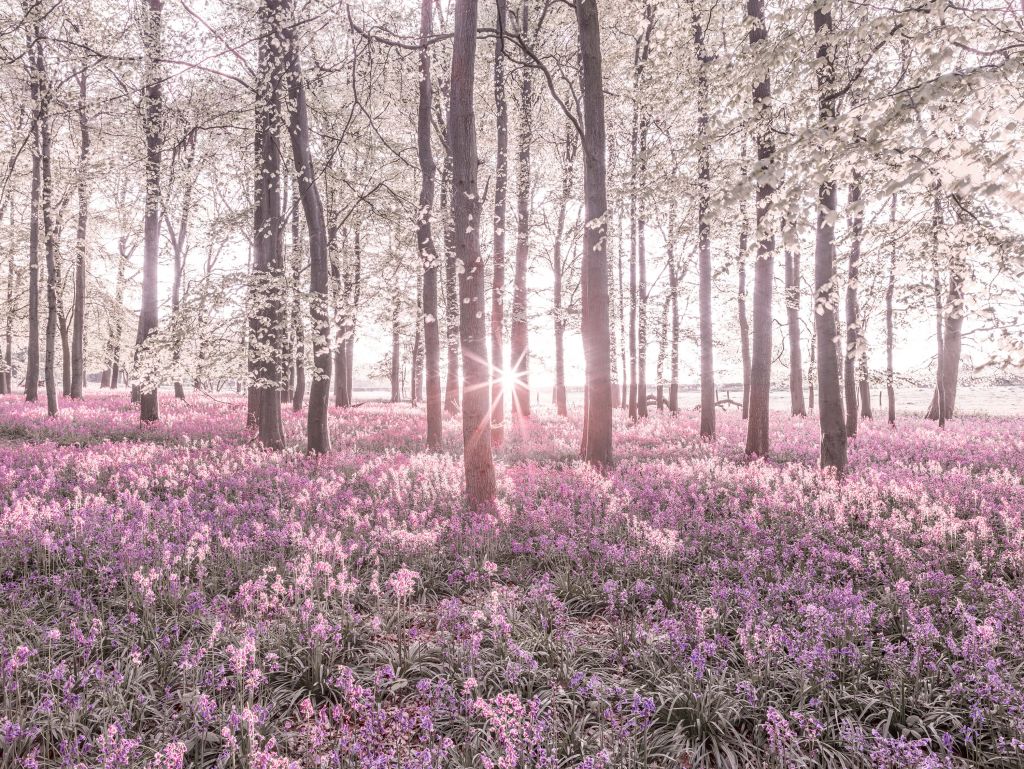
<box><xmin>411</xmin><ymin>274</ymin><xmax>423</xmax><ymax>405</ymax></box>
<box><xmin>930</xmin><ymin>188</ymin><xmax>946</xmax><ymax>428</ymax></box>
<box><xmin>886</xmin><ymin>194</ymin><xmax>896</xmax><ymax>426</ymax></box>
<box><xmin>785</xmin><ymin>238</ymin><xmax>805</xmax><ymax>416</ymax></box>
<box><xmin>617</xmin><ymin>214</ymin><xmax>627</xmax><ymax>410</ymax></box>
<box><xmin>738</xmin><ymin>215</ymin><xmax>751</xmax><ymax>420</ymax></box>
<box><xmin>417</xmin><ymin>0</ymin><xmax>442</xmax><ymax>449</ymax></box>
<box><xmin>844</xmin><ymin>181</ymin><xmax>863</xmax><ymax>436</ymax></box>
<box><xmin>450</xmin><ymin>0</ymin><xmax>496</xmax><ymax>505</ymax></box>
<box><xmin>254</xmin><ymin>0</ymin><xmax>286</xmax><ymax>449</ymax></box>
<box><xmin>491</xmin><ymin>0</ymin><xmax>508</xmax><ymax>443</ymax></box>
<box><xmin>744</xmin><ymin>0</ymin><xmax>775</xmax><ymax>457</ymax></box>
<box><xmin>281</xmin><ymin>0</ymin><xmax>331</xmax><ymax>454</ymax></box>
<box><xmin>552</xmin><ymin>125</ymin><xmax>574</xmax><ymax>418</ymax></box>
<box><xmin>926</xmin><ymin>220</ymin><xmax>963</xmax><ymax>420</ymax></box>
<box><xmin>3</xmin><ymin>245</ymin><xmax>13</xmax><ymax>394</ymax></box>
<box><xmin>575</xmin><ymin>0</ymin><xmax>613</xmax><ymax>467</ymax></box>
<box><xmin>510</xmin><ymin>0</ymin><xmax>532</xmax><ymax>421</ymax></box>
<box><xmin>812</xmin><ymin>0</ymin><xmax>847</xmax><ymax>472</ymax></box>
<box><xmin>668</xmin><ymin>255</ymin><xmax>679</xmax><ymax>414</ymax></box>
<box><xmin>291</xmin><ymin>189</ymin><xmax>306</xmax><ymax>411</ymax></box>
<box><xmin>694</xmin><ymin>10</ymin><xmax>714</xmax><ymax>438</ymax></box>
<box><xmin>391</xmin><ymin>295</ymin><xmax>401</xmax><ymax>403</ymax></box>
<box><xmin>137</xmin><ymin>0</ymin><xmax>163</xmax><ymax>423</ymax></box>
<box><xmin>441</xmin><ymin>150</ymin><xmax>461</xmax><ymax>415</ymax></box>
<box><xmin>169</xmin><ymin>132</ymin><xmax>197</xmax><ymax>403</ymax></box>
<box><xmin>25</xmin><ymin>30</ymin><xmax>42</xmax><ymax>404</ymax></box>
<box><xmin>656</xmin><ymin>292</ymin><xmax>668</xmax><ymax>410</ymax></box>
<box><xmin>70</xmin><ymin>67</ymin><xmax>89</xmax><ymax>398</ymax></box>
<box><xmin>28</xmin><ymin>30</ymin><xmax>58</xmax><ymax>416</ymax></box>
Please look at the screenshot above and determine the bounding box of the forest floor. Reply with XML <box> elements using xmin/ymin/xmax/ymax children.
<box><xmin>0</xmin><ymin>392</ymin><xmax>1022</xmax><ymax>768</ymax></box>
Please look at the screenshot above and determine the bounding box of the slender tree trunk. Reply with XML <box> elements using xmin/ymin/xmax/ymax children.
<box><xmin>441</xmin><ymin>151</ymin><xmax>460</xmax><ymax>415</ymax></box>
<box><xmin>451</xmin><ymin>0</ymin><xmax>496</xmax><ymax>505</ymax></box>
<box><xmin>281</xmin><ymin>0</ymin><xmax>331</xmax><ymax>454</ymax></box>
<box><xmin>576</xmin><ymin>0</ymin><xmax>613</xmax><ymax>467</ymax></box>
<box><xmin>785</xmin><ymin>238</ymin><xmax>805</xmax><ymax>416</ymax></box>
<box><xmin>668</xmin><ymin>257</ymin><xmax>679</xmax><ymax>414</ymax></box>
<box><xmin>418</xmin><ymin>2</ymin><xmax>442</xmax><ymax>448</ymax></box>
<box><xmin>136</xmin><ymin>0</ymin><xmax>163</xmax><ymax>422</ymax></box>
<box><xmin>743</xmin><ymin>0</ymin><xmax>776</xmax><ymax>457</ymax></box>
<box><xmin>109</xmin><ymin>241</ymin><xmax>128</xmax><ymax>390</ymax></box>
<box><xmin>254</xmin><ymin>0</ymin><xmax>286</xmax><ymax>449</ymax></box>
<box><xmin>628</xmin><ymin>195</ymin><xmax>637</xmax><ymax>420</ymax></box>
<box><xmin>930</xmin><ymin>188</ymin><xmax>946</xmax><ymax>428</ymax></box>
<box><xmin>415</xmin><ymin>0</ymin><xmax>443</xmax><ymax>438</ymax></box>
<box><xmin>694</xmin><ymin>10</ymin><xmax>715</xmax><ymax>437</ymax></box>
<box><xmin>3</xmin><ymin>244</ymin><xmax>13</xmax><ymax>394</ymax></box>
<box><xmin>807</xmin><ymin>320</ymin><xmax>816</xmax><ymax>412</ymax></box>
<box><xmin>926</xmin><ymin>211</ymin><xmax>963</xmax><ymax>421</ymax></box>
<box><xmin>411</xmin><ymin>274</ymin><xmax>423</xmax><ymax>405</ymax></box>
<box><xmin>886</xmin><ymin>194</ymin><xmax>896</xmax><ymax>426</ymax></box>
<box><xmin>812</xmin><ymin>0</ymin><xmax>847</xmax><ymax>472</ymax></box>
<box><xmin>656</xmin><ymin>292</ymin><xmax>668</xmax><ymax>410</ymax></box>
<box><xmin>491</xmin><ymin>0</ymin><xmax>508</xmax><ymax>443</ymax></box>
<box><xmin>510</xmin><ymin>0</ymin><xmax>532</xmax><ymax>421</ymax></box>
<box><xmin>391</xmin><ymin>294</ymin><xmax>401</xmax><ymax>403</ymax></box>
<box><xmin>617</xmin><ymin>214</ymin><xmax>627</xmax><ymax>410</ymax></box>
<box><xmin>28</xmin><ymin>31</ymin><xmax>58</xmax><ymax>416</ymax></box>
<box><xmin>291</xmin><ymin>204</ymin><xmax>306</xmax><ymax>411</ymax></box>
<box><xmin>844</xmin><ymin>182</ymin><xmax>863</xmax><ymax>436</ymax></box>
<box><xmin>70</xmin><ymin>67</ymin><xmax>89</xmax><ymax>398</ymax></box>
<box><xmin>858</xmin><ymin>348</ymin><xmax>872</xmax><ymax>418</ymax></box>
<box><xmin>25</xmin><ymin>29</ymin><xmax>42</xmax><ymax>404</ymax></box>
<box><xmin>169</xmin><ymin>133</ymin><xmax>197</xmax><ymax>403</ymax></box>
<box><xmin>552</xmin><ymin>126</ymin><xmax>574</xmax><ymax>418</ymax></box>
<box><xmin>738</xmin><ymin>214</ymin><xmax>751</xmax><ymax>420</ymax></box>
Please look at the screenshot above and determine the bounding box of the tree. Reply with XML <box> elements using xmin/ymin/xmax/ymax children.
<box><xmin>743</xmin><ymin>0</ymin><xmax>776</xmax><ymax>458</ymax></box>
<box><xmin>491</xmin><ymin>0</ymin><xmax>508</xmax><ymax>444</ymax></box>
<box><xmin>417</xmin><ymin>0</ymin><xmax>443</xmax><ymax>451</ymax></box>
<box><xmin>576</xmin><ymin>0</ymin><xmax>613</xmax><ymax>468</ymax></box>
<box><xmin>509</xmin><ymin>0</ymin><xmax>533</xmax><ymax>423</ymax></box>
<box><xmin>280</xmin><ymin>0</ymin><xmax>331</xmax><ymax>454</ymax></box>
<box><xmin>844</xmin><ymin>181</ymin><xmax>863</xmax><ymax>437</ymax></box>
<box><xmin>694</xmin><ymin>5</ymin><xmax>714</xmax><ymax>439</ymax></box>
<box><xmin>812</xmin><ymin>0</ymin><xmax>847</xmax><ymax>473</ymax></box>
<box><xmin>137</xmin><ymin>0</ymin><xmax>163</xmax><ymax>423</ymax></box>
<box><xmin>450</xmin><ymin>0</ymin><xmax>496</xmax><ymax>505</ymax></box>
<box><xmin>253</xmin><ymin>0</ymin><xmax>286</xmax><ymax>450</ymax></box>
<box><xmin>70</xmin><ymin>65</ymin><xmax>89</xmax><ymax>399</ymax></box>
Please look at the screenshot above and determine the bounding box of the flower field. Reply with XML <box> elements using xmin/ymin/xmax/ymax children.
<box><xmin>1</xmin><ymin>393</ymin><xmax>1023</xmax><ymax>768</ymax></box>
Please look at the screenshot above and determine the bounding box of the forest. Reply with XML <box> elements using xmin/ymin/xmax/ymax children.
<box><xmin>0</xmin><ymin>0</ymin><xmax>1023</xmax><ymax>766</ymax></box>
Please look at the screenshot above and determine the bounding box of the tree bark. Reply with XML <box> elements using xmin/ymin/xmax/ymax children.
<box><xmin>390</xmin><ymin>294</ymin><xmax>401</xmax><ymax>403</ymax></box>
<box><xmin>70</xmin><ymin>67</ymin><xmax>89</xmax><ymax>398</ymax></box>
<box><xmin>743</xmin><ymin>0</ymin><xmax>776</xmax><ymax>457</ymax></box>
<box><xmin>28</xmin><ymin>29</ymin><xmax>58</xmax><ymax>416</ymax></box>
<box><xmin>509</xmin><ymin>0</ymin><xmax>532</xmax><ymax>421</ymax></box>
<box><xmin>552</xmin><ymin>124</ymin><xmax>575</xmax><ymax>418</ymax></box>
<box><xmin>491</xmin><ymin>0</ymin><xmax>508</xmax><ymax>443</ymax></box>
<box><xmin>291</xmin><ymin>188</ymin><xmax>306</xmax><ymax>411</ymax></box>
<box><xmin>929</xmin><ymin>188</ymin><xmax>946</xmax><ymax>428</ymax></box>
<box><xmin>886</xmin><ymin>194</ymin><xmax>896</xmax><ymax>426</ymax></box>
<box><xmin>785</xmin><ymin>236</ymin><xmax>805</xmax><ymax>416</ymax></box>
<box><xmin>137</xmin><ymin>0</ymin><xmax>163</xmax><ymax>423</ymax></box>
<box><xmin>450</xmin><ymin>0</ymin><xmax>497</xmax><ymax>505</ymax></box>
<box><xmin>926</xmin><ymin>223</ymin><xmax>963</xmax><ymax>420</ymax></box>
<box><xmin>575</xmin><ymin>0</ymin><xmax>613</xmax><ymax>467</ymax></box>
<box><xmin>844</xmin><ymin>181</ymin><xmax>863</xmax><ymax>437</ymax></box>
<box><xmin>417</xmin><ymin>1</ymin><xmax>441</xmax><ymax>448</ymax></box>
<box><xmin>25</xmin><ymin>28</ymin><xmax>42</xmax><ymax>404</ymax></box>
<box><xmin>254</xmin><ymin>0</ymin><xmax>286</xmax><ymax>449</ymax></box>
<box><xmin>738</xmin><ymin>214</ymin><xmax>751</xmax><ymax>419</ymax></box>
<box><xmin>418</xmin><ymin>2</ymin><xmax>442</xmax><ymax>448</ymax></box>
<box><xmin>695</xmin><ymin>9</ymin><xmax>714</xmax><ymax>438</ymax></box>
<box><xmin>812</xmin><ymin>0</ymin><xmax>847</xmax><ymax>472</ymax></box>
<box><xmin>281</xmin><ymin>0</ymin><xmax>331</xmax><ymax>454</ymax></box>
<box><xmin>441</xmin><ymin>143</ymin><xmax>461</xmax><ymax>415</ymax></box>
